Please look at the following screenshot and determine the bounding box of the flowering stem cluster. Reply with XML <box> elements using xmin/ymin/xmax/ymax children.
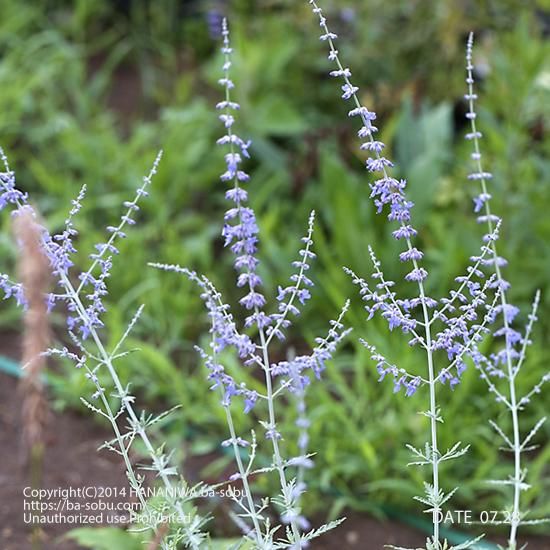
<box><xmin>308</xmin><ymin>2</ymin><xmax>501</xmax><ymax>548</ymax></box>
<box><xmin>152</xmin><ymin>18</ymin><xmax>347</xmax><ymax>550</ymax></box>
<box><xmin>1</xmin><ymin>5</ymin><xmax>547</xmax><ymax>550</ymax></box>
<box><xmin>0</xmin><ymin>149</ymin><xmax>208</xmax><ymax>550</ymax></box>
<box><xmin>464</xmin><ymin>34</ymin><xmax>549</xmax><ymax>548</ymax></box>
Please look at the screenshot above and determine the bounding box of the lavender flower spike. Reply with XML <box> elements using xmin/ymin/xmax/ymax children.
<box><xmin>464</xmin><ymin>33</ymin><xmax>549</xmax><ymax>546</ymax></box>
<box><xmin>217</xmin><ymin>19</ymin><xmax>268</xmax><ymax>332</ymax></box>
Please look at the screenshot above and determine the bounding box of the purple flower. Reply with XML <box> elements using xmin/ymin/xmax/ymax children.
<box><xmin>366</xmin><ymin>157</ymin><xmax>393</xmax><ymax>172</ymax></box>
<box><xmin>405</xmin><ymin>377</ymin><xmax>422</xmax><ymax>396</ymax></box>
<box><xmin>239</xmin><ymin>290</ymin><xmax>266</xmax><ymax>310</ymax></box>
<box><xmin>206</xmin><ymin>8</ymin><xmax>224</xmax><ymax>40</ymax></box>
<box><xmin>0</xmin><ymin>165</ymin><xmax>28</xmax><ymax>210</ymax></box>
<box><xmin>405</xmin><ymin>267</ymin><xmax>428</xmax><ymax>283</ymax></box>
<box><xmin>222</xmin><ymin>436</ymin><xmax>249</xmax><ymax>448</ymax></box>
<box><xmin>243</xmin><ymin>391</ymin><xmax>258</xmax><ymax>414</ymax></box>
<box><xmin>341</xmin><ymin>83</ymin><xmax>358</xmax><ymax>100</ymax></box>
<box><xmin>265</xmin><ymin>426</ymin><xmax>282</xmax><ymax>440</ymax></box>
<box><xmin>392</xmin><ymin>225</ymin><xmax>417</xmax><ymax>240</ymax></box>
<box><xmin>0</xmin><ymin>274</ymin><xmax>27</xmax><ymax>308</ymax></box>
<box><xmin>399</xmin><ymin>248</ymin><xmax>424</xmax><ymax>262</ymax></box>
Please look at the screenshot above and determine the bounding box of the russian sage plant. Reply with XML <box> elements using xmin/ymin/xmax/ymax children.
<box><xmin>152</xmin><ymin>19</ymin><xmax>348</xmax><ymax>550</ymax></box>
<box><xmin>0</xmin><ymin>149</ymin><xmax>209</xmax><ymax>549</ymax></box>
<box><xmin>307</xmin><ymin>2</ymin><xmax>503</xmax><ymax>548</ymax></box>
<box><xmin>464</xmin><ymin>34</ymin><xmax>549</xmax><ymax>548</ymax></box>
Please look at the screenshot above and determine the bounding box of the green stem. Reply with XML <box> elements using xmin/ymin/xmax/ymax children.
<box><xmin>222</xmin><ymin>400</ymin><xmax>265</xmax><ymax>544</ymax></box>
<box><xmin>259</xmin><ymin>328</ymin><xmax>304</xmax><ymax>546</ymax></box>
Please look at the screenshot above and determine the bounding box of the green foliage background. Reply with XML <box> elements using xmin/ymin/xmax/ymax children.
<box><xmin>1</xmin><ymin>0</ymin><xmax>549</xmax><ymax>537</ymax></box>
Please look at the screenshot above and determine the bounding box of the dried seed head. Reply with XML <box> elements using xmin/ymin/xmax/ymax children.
<box><xmin>14</xmin><ymin>206</ymin><xmax>51</xmax><ymax>460</ymax></box>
